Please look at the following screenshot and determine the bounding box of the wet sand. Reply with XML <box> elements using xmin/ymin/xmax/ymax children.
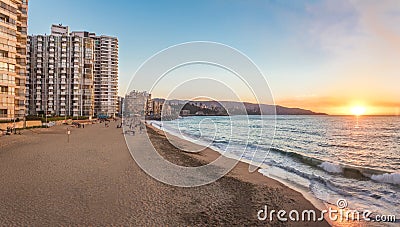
<box><xmin>0</xmin><ymin>121</ymin><xmax>329</xmax><ymax>226</ymax></box>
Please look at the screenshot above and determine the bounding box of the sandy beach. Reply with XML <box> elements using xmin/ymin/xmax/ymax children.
<box><xmin>0</xmin><ymin>120</ymin><xmax>329</xmax><ymax>226</ymax></box>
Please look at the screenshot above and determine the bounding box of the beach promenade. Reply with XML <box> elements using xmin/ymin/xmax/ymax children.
<box><xmin>0</xmin><ymin>121</ymin><xmax>328</xmax><ymax>226</ymax></box>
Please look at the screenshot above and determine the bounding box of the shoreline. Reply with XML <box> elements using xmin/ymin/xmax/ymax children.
<box><xmin>146</xmin><ymin>124</ymin><xmax>332</xmax><ymax>225</ymax></box>
<box><xmin>147</xmin><ymin>123</ymin><xmax>327</xmax><ymax>206</ymax></box>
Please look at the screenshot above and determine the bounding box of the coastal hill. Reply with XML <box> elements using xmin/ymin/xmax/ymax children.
<box><xmin>154</xmin><ymin>99</ymin><xmax>327</xmax><ymax>116</ymax></box>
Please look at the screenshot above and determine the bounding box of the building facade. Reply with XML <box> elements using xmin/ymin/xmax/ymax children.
<box><xmin>123</xmin><ymin>90</ymin><xmax>151</xmax><ymax>117</ymax></box>
<box><xmin>0</xmin><ymin>0</ymin><xmax>28</xmax><ymax>120</ymax></box>
<box><xmin>116</xmin><ymin>96</ymin><xmax>124</xmax><ymax>117</ymax></box>
<box><xmin>91</xmin><ymin>35</ymin><xmax>118</xmax><ymax>117</ymax></box>
<box><xmin>26</xmin><ymin>24</ymin><xmax>118</xmax><ymax>117</ymax></box>
<box><xmin>26</xmin><ymin>25</ymin><xmax>95</xmax><ymax>117</ymax></box>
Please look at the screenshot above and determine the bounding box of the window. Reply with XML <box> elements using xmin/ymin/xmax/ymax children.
<box><xmin>0</xmin><ymin>62</ymin><xmax>7</xmax><ymax>70</ymax></box>
<box><xmin>0</xmin><ymin>63</ymin><xmax>14</xmax><ymax>72</ymax></box>
<box><xmin>0</xmin><ymin>50</ymin><xmax>8</xmax><ymax>58</ymax></box>
<box><xmin>0</xmin><ymin>109</ymin><xmax>7</xmax><ymax>117</ymax></box>
<box><xmin>0</xmin><ymin>85</ymin><xmax>8</xmax><ymax>93</ymax></box>
<box><xmin>8</xmin><ymin>64</ymin><xmax>14</xmax><ymax>72</ymax></box>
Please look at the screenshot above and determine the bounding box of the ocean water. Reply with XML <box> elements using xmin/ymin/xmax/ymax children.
<box><xmin>155</xmin><ymin>115</ymin><xmax>400</xmax><ymax>218</ymax></box>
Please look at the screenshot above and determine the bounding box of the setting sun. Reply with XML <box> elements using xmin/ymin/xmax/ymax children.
<box><xmin>351</xmin><ymin>106</ymin><xmax>366</xmax><ymax>116</ymax></box>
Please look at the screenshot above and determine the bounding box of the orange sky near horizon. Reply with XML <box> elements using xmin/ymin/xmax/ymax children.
<box><xmin>276</xmin><ymin>98</ymin><xmax>400</xmax><ymax>116</ymax></box>
<box><xmin>226</xmin><ymin>95</ymin><xmax>400</xmax><ymax>115</ymax></box>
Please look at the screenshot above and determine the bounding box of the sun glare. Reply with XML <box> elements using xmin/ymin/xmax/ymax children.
<box><xmin>351</xmin><ymin>106</ymin><xmax>366</xmax><ymax>116</ymax></box>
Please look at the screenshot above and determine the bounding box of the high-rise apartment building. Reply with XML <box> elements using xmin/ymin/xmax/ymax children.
<box><xmin>26</xmin><ymin>25</ymin><xmax>118</xmax><ymax>117</ymax></box>
<box><xmin>26</xmin><ymin>25</ymin><xmax>95</xmax><ymax>117</ymax></box>
<box><xmin>0</xmin><ymin>0</ymin><xmax>28</xmax><ymax>120</ymax></box>
<box><xmin>91</xmin><ymin>35</ymin><xmax>118</xmax><ymax>117</ymax></box>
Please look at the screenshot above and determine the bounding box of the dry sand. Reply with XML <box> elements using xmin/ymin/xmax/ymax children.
<box><xmin>0</xmin><ymin>121</ymin><xmax>329</xmax><ymax>226</ymax></box>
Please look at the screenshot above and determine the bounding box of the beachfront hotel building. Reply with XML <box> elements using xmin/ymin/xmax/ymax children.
<box><xmin>0</xmin><ymin>0</ymin><xmax>28</xmax><ymax>120</ymax></box>
<box><xmin>26</xmin><ymin>24</ymin><xmax>118</xmax><ymax>117</ymax></box>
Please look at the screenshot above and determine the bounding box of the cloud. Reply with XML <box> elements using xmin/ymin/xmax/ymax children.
<box><xmin>351</xmin><ymin>0</ymin><xmax>400</xmax><ymax>52</ymax></box>
<box><xmin>300</xmin><ymin>0</ymin><xmax>400</xmax><ymax>58</ymax></box>
<box><xmin>277</xmin><ymin>96</ymin><xmax>343</xmax><ymax>107</ymax></box>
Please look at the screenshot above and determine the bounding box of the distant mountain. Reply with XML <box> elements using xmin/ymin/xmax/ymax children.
<box><xmin>154</xmin><ymin>99</ymin><xmax>327</xmax><ymax>115</ymax></box>
<box><xmin>275</xmin><ymin>105</ymin><xmax>326</xmax><ymax>115</ymax></box>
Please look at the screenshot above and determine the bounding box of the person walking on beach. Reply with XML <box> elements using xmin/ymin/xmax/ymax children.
<box><xmin>139</xmin><ymin>123</ymin><xmax>144</xmax><ymax>134</ymax></box>
<box><xmin>129</xmin><ymin>124</ymin><xmax>135</xmax><ymax>136</ymax></box>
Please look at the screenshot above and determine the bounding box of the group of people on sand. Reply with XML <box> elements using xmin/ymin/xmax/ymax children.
<box><xmin>123</xmin><ymin>117</ymin><xmax>145</xmax><ymax>136</ymax></box>
<box><xmin>1</xmin><ymin>126</ymin><xmax>19</xmax><ymax>136</ymax></box>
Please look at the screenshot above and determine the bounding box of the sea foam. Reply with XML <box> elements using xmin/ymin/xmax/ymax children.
<box><xmin>371</xmin><ymin>173</ymin><xmax>400</xmax><ymax>185</ymax></box>
<box><xmin>319</xmin><ymin>162</ymin><xmax>342</xmax><ymax>173</ymax></box>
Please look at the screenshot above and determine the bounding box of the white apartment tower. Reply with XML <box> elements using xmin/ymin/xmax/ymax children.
<box><xmin>26</xmin><ymin>25</ymin><xmax>95</xmax><ymax>116</ymax></box>
<box><xmin>0</xmin><ymin>0</ymin><xmax>28</xmax><ymax>120</ymax></box>
<box><xmin>26</xmin><ymin>25</ymin><xmax>118</xmax><ymax>117</ymax></box>
<box><xmin>91</xmin><ymin>34</ymin><xmax>118</xmax><ymax>117</ymax></box>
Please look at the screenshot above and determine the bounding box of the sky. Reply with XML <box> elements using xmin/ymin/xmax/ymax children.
<box><xmin>28</xmin><ymin>0</ymin><xmax>400</xmax><ymax>115</ymax></box>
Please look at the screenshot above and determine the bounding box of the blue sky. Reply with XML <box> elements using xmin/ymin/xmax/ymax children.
<box><xmin>28</xmin><ymin>0</ymin><xmax>400</xmax><ymax>114</ymax></box>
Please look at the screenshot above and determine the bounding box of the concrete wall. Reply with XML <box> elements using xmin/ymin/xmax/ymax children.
<box><xmin>0</xmin><ymin>121</ymin><xmax>42</xmax><ymax>131</ymax></box>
